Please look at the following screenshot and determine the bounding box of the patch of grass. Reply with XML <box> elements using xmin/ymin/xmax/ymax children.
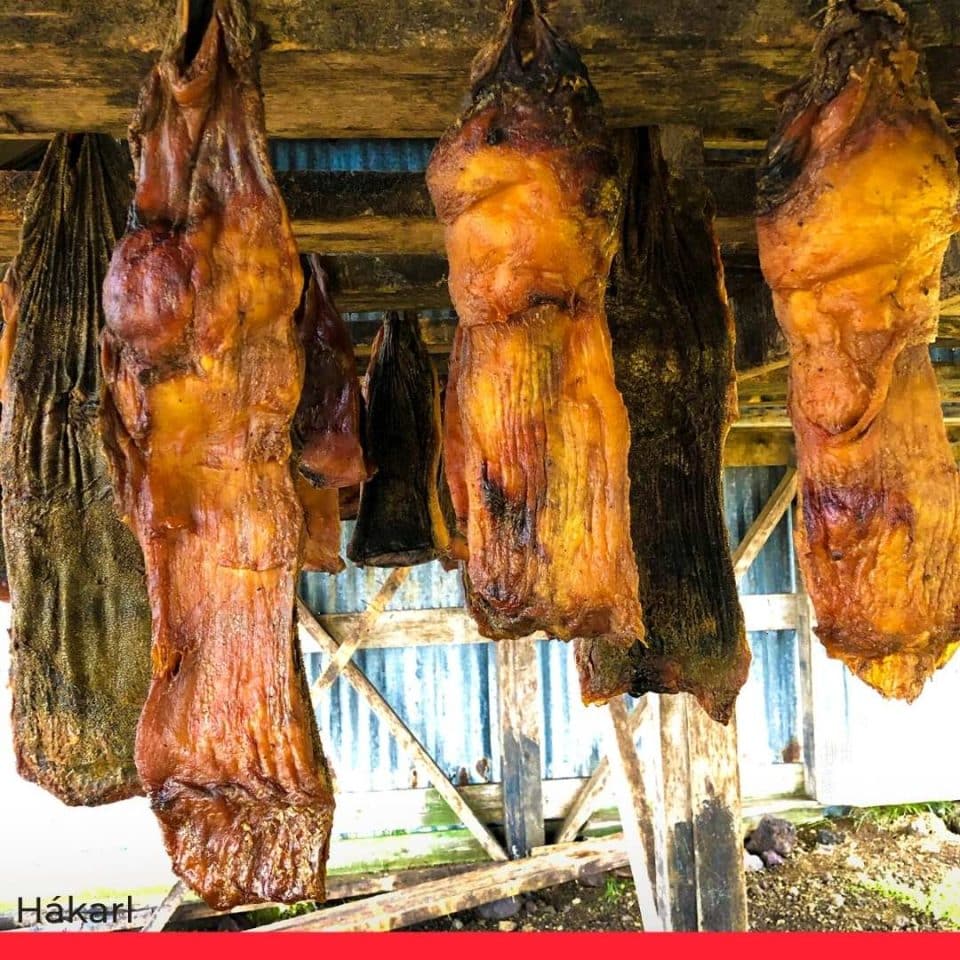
<box><xmin>602</xmin><ymin>876</ymin><xmax>628</xmax><ymax>903</ymax></box>
<box><xmin>849</xmin><ymin>802</ymin><xmax>960</xmax><ymax>831</ymax></box>
<box><xmin>850</xmin><ymin>872</ymin><xmax>960</xmax><ymax>930</ymax></box>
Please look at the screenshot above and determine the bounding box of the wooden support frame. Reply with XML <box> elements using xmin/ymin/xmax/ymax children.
<box><xmin>731</xmin><ymin>467</ymin><xmax>797</xmax><ymax>579</ymax></box>
<box><xmin>603</xmin><ymin>699</ymin><xmax>664</xmax><ymax>931</ymax></box>
<box><xmin>3</xmin><ymin>2</ymin><xmax>960</xmax><ymax>141</ymax></box>
<box><xmin>310</xmin><ymin>566</ymin><xmax>410</xmax><ymax>696</ymax></box>
<box><xmin>297</xmin><ymin>599</ymin><xmax>508</xmax><ymax>863</ymax></box>
<box><xmin>496</xmin><ymin>639</ymin><xmax>545</xmax><ymax>858</ymax></box>
<box><xmin>556</xmin><ymin>698</ymin><xmax>647</xmax><ymax>844</ymax></box>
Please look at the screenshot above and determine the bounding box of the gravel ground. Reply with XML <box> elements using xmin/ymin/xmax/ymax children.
<box><xmin>406</xmin><ymin>813</ymin><xmax>960</xmax><ymax>932</ymax></box>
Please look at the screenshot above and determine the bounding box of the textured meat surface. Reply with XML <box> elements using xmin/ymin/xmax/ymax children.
<box><xmin>292</xmin><ymin>254</ymin><xmax>369</xmax><ymax>573</ymax></box>
<box><xmin>293</xmin><ymin>254</ymin><xmax>370</xmax><ymax>490</ymax></box>
<box><xmin>0</xmin><ymin>135</ymin><xmax>151</xmax><ymax>805</ymax></box>
<box><xmin>426</xmin><ymin>0</ymin><xmax>644</xmax><ymax>644</ymax></box>
<box><xmin>100</xmin><ymin>0</ymin><xmax>333</xmax><ymax>909</ymax></box>
<box><xmin>756</xmin><ymin>0</ymin><xmax>960</xmax><ymax>700</ymax></box>
<box><xmin>347</xmin><ymin>310</ymin><xmax>449</xmax><ymax>567</ymax></box>
<box><xmin>576</xmin><ymin>129</ymin><xmax>749</xmax><ymax>723</ymax></box>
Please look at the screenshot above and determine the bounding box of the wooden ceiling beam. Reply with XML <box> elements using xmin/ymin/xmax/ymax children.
<box><xmin>0</xmin><ymin>1</ymin><xmax>958</xmax><ymax>139</ymax></box>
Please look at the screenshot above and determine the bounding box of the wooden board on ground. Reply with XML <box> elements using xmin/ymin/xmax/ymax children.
<box><xmin>249</xmin><ymin>835</ymin><xmax>628</xmax><ymax>932</ymax></box>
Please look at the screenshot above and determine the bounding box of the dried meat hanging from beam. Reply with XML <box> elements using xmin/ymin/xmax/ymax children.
<box><xmin>426</xmin><ymin>0</ymin><xmax>645</xmax><ymax>645</ymax></box>
<box><xmin>756</xmin><ymin>0</ymin><xmax>960</xmax><ymax>700</ymax></box>
<box><xmin>0</xmin><ymin>134</ymin><xmax>151</xmax><ymax>805</ymax></box>
<box><xmin>347</xmin><ymin>310</ymin><xmax>449</xmax><ymax>567</ymax></box>
<box><xmin>576</xmin><ymin>129</ymin><xmax>749</xmax><ymax>724</ymax></box>
<box><xmin>100</xmin><ymin>0</ymin><xmax>334</xmax><ymax>909</ymax></box>
<box><xmin>293</xmin><ymin>254</ymin><xmax>371</xmax><ymax>573</ymax></box>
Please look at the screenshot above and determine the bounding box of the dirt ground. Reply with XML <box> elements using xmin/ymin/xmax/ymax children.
<box><xmin>173</xmin><ymin>808</ymin><xmax>960</xmax><ymax>932</ymax></box>
<box><xmin>403</xmin><ymin>811</ymin><xmax>960</xmax><ymax>932</ymax></box>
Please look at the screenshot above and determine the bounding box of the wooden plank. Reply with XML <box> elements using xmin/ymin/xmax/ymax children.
<box><xmin>737</xmin><ymin>358</ymin><xmax>789</xmax><ymax>383</ymax></box>
<box><xmin>496</xmin><ymin>638</ymin><xmax>544</xmax><ymax>857</ymax></box>
<box><xmin>657</xmin><ymin>694</ymin><xmax>697</xmax><ymax>929</ymax></box>
<box><xmin>731</xmin><ymin>467</ymin><xmax>797</xmax><ymax>579</ymax></box>
<box><xmin>3</xmin><ymin>1</ymin><xmax>959</xmax><ymax>140</ymax></box>
<box><xmin>603</xmin><ymin>698</ymin><xmax>664</xmax><ymax>931</ymax></box>
<box><xmin>318</xmin><ymin>253</ymin><xmax>451</xmax><ymax>313</ymax></box>
<box><xmin>681</xmin><ymin>697</ymin><xmax>749</xmax><ymax>931</ymax></box>
<box><xmin>740</xmin><ymin>762</ymin><xmax>804</xmax><ymax>802</ymax></box>
<box><xmin>739</xmin><ymin>593</ymin><xmax>798</xmax><ymax>632</ymax></box>
<box><xmin>175</xmin><ymin>863</ymin><xmax>484</xmax><ymax>923</ymax></box>
<box><xmin>297</xmin><ymin>600</ymin><xmax>509</xmax><ymax>863</ymax></box>
<box><xmin>555</xmin><ymin>699</ymin><xmax>647</xmax><ymax>845</ymax></box>
<box><xmin>0</xmin><ymin>170</ymin><xmax>767</xmax><ymax>258</ymax></box>
<box><xmin>141</xmin><ymin>881</ymin><xmax>188</xmax><ymax>933</ymax></box>
<box><xmin>310</xmin><ymin>566</ymin><xmax>409</xmax><ymax>695</ymax></box>
<box><xmin>319</xmin><ymin>597</ymin><xmax>797</xmax><ymax>651</ymax></box>
<box><xmin>249</xmin><ymin>835</ymin><xmax>628</xmax><ymax>932</ymax></box>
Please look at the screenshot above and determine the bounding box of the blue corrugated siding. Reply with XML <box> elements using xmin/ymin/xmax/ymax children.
<box><xmin>271</xmin><ymin>138</ymin><xmax>436</xmax><ymax>173</ymax></box>
<box><xmin>724</xmin><ymin>468</ymin><xmax>799</xmax><ymax>766</ymax></box>
<box><xmin>279</xmin><ymin>136</ymin><xmax>800</xmax><ymax>792</ymax></box>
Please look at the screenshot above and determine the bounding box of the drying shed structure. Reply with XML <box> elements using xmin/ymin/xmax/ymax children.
<box><xmin>2</xmin><ymin>0</ymin><xmax>960</xmax><ymax>935</ymax></box>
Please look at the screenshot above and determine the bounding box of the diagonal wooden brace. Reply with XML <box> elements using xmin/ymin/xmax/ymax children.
<box><xmin>298</xmin><ymin>599</ymin><xmax>508</xmax><ymax>862</ymax></box>
<box><xmin>309</xmin><ymin>566</ymin><xmax>410</xmax><ymax>697</ymax></box>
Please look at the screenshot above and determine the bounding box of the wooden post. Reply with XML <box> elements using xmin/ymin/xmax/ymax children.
<box><xmin>496</xmin><ymin>638</ymin><xmax>544</xmax><ymax>857</ymax></box>
<box><xmin>603</xmin><ymin>696</ymin><xmax>666</xmax><ymax>931</ymax></box>
<box><xmin>659</xmin><ymin>695</ymin><xmax>748</xmax><ymax>931</ymax></box>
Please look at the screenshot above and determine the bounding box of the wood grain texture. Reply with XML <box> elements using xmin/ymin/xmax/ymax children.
<box><xmin>249</xmin><ymin>834</ymin><xmax>628</xmax><ymax>931</ymax></box>
<box><xmin>496</xmin><ymin>638</ymin><xmax>545</xmax><ymax>858</ymax></box>
<box><xmin>1</xmin><ymin>1</ymin><xmax>958</xmax><ymax>138</ymax></box>
<box><xmin>297</xmin><ymin>600</ymin><xmax>508</xmax><ymax>863</ymax></box>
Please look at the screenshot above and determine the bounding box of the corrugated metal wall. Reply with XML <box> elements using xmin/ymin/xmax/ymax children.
<box><xmin>277</xmin><ymin>138</ymin><xmax>800</xmax><ymax>794</ymax></box>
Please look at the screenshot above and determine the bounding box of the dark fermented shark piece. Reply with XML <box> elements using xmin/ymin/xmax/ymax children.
<box><xmin>100</xmin><ymin>0</ymin><xmax>334</xmax><ymax>909</ymax></box>
<box><xmin>575</xmin><ymin>129</ymin><xmax>749</xmax><ymax>724</ymax></box>
<box><xmin>756</xmin><ymin>0</ymin><xmax>960</xmax><ymax>700</ymax></box>
<box><xmin>0</xmin><ymin>134</ymin><xmax>151</xmax><ymax>804</ymax></box>
<box><xmin>292</xmin><ymin>254</ymin><xmax>370</xmax><ymax>574</ymax></box>
<box><xmin>426</xmin><ymin>0</ymin><xmax>644</xmax><ymax>643</ymax></box>
<box><xmin>293</xmin><ymin>254</ymin><xmax>370</xmax><ymax>490</ymax></box>
<box><xmin>347</xmin><ymin>310</ymin><xmax>449</xmax><ymax>567</ymax></box>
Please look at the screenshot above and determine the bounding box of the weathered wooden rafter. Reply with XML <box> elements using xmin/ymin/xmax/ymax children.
<box><xmin>0</xmin><ymin>1</ymin><xmax>958</xmax><ymax>139</ymax></box>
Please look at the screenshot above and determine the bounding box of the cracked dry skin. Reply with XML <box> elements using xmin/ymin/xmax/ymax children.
<box><xmin>757</xmin><ymin>0</ymin><xmax>960</xmax><ymax>700</ymax></box>
<box><xmin>0</xmin><ymin>135</ymin><xmax>151</xmax><ymax>805</ymax></box>
<box><xmin>576</xmin><ymin>129</ymin><xmax>749</xmax><ymax>724</ymax></box>
<box><xmin>347</xmin><ymin>310</ymin><xmax>449</xmax><ymax>567</ymax></box>
<box><xmin>99</xmin><ymin>0</ymin><xmax>333</xmax><ymax>909</ymax></box>
<box><xmin>426</xmin><ymin>0</ymin><xmax>644</xmax><ymax>643</ymax></box>
<box><xmin>292</xmin><ymin>254</ymin><xmax>371</xmax><ymax>574</ymax></box>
